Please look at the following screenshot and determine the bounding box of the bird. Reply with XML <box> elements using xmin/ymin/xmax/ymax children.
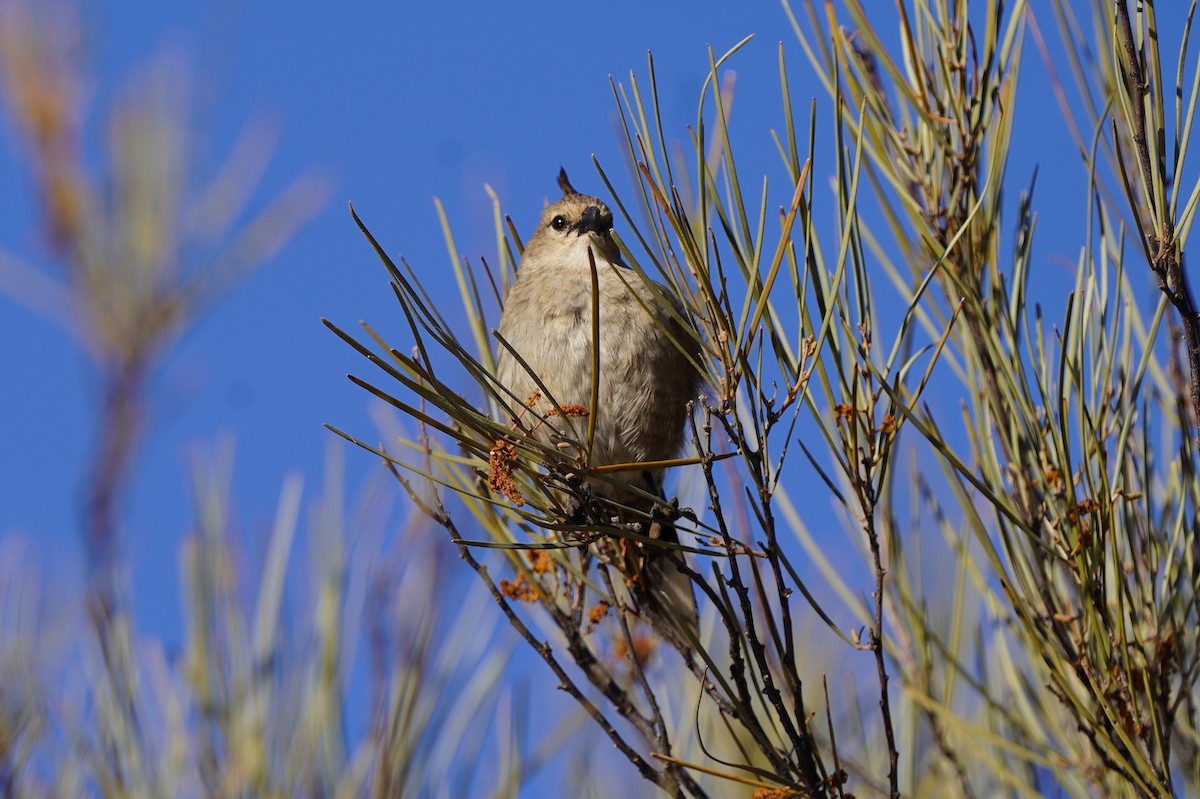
<box><xmin>494</xmin><ymin>168</ymin><xmax>701</xmax><ymax>628</ymax></box>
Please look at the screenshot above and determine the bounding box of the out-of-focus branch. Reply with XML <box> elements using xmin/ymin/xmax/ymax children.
<box><xmin>0</xmin><ymin>0</ymin><xmax>327</xmax><ymax>602</ymax></box>
<box><xmin>83</xmin><ymin>360</ymin><xmax>146</xmax><ymax>607</ymax></box>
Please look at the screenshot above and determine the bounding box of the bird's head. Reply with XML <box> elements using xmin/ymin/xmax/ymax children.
<box><xmin>521</xmin><ymin>168</ymin><xmax>622</xmax><ymax>270</ymax></box>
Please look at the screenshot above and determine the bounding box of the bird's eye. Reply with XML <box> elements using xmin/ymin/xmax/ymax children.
<box><xmin>550</xmin><ymin>215</ymin><xmax>568</xmax><ymax>231</ymax></box>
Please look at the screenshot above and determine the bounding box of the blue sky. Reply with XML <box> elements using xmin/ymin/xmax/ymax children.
<box><xmin>0</xmin><ymin>2</ymin><xmax>837</xmax><ymax>788</ymax></box>
<box><xmin>0</xmin><ymin>0</ymin><xmax>872</xmax><ymax>649</ymax></box>
<box><xmin>0</xmin><ymin>0</ymin><xmax>1178</xmax><ymax>792</ymax></box>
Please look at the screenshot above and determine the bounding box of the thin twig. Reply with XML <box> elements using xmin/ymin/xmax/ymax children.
<box><xmin>687</xmin><ymin>406</ymin><xmax>797</xmax><ymax>779</ymax></box>
<box><xmin>862</xmin><ymin>505</ymin><xmax>899</xmax><ymax>799</ymax></box>
<box><xmin>600</xmin><ymin>566</ymin><xmax>712</xmax><ymax>799</ymax></box>
<box><xmin>385</xmin><ymin>460</ymin><xmax>679</xmax><ymax>794</ymax></box>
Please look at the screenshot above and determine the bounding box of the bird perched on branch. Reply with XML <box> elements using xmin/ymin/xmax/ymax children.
<box><xmin>494</xmin><ymin>168</ymin><xmax>700</xmax><ymax>628</ymax></box>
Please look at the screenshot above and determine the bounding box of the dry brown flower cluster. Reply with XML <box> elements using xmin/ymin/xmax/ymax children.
<box><xmin>545</xmin><ymin>404</ymin><xmax>590</xmax><ymax>418</ymax></box>
<box><xmin>486</xmin><ymin>439</ymin><xmax>524</xmax><ymax>506</ymax></box>
<box><xmin>498</xmin><ymin>574</ymin><xmax>540</xmax><ymax>602</ymax></box>
<box><xmin>586</xmin><ymin>600</ymin><xmax>611</xmax><ymax>634</ymax></box>
<box><xmin>498</xmin><ymin>550</ymin><xmax>558</xmax><ymax>603</ymax></box>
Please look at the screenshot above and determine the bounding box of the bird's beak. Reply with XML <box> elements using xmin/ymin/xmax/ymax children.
<box><xmin>576</xmin><ymin>205</ymin><xmax>603</xmax><ymax>235</ymax></box>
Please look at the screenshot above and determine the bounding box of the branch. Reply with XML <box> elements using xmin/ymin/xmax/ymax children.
<box><xmin>862</xmin><ymin>505</ymin><xmax>900</xmax><ymax>799</ymax></box>
<box><xmin>1116</xmin><ymin>0</ymin><xmax>1200</xmax><ymax>431</ymax></box>
<box><xmin>384</xmin><ymin>460</ymin><xmax>686</xmax><ymax>795</ymax></box>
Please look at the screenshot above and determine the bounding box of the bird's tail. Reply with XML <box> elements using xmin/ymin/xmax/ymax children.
<box><xmin>639</xmin><ymin>515</ymin><xmax>700</xmax><ymax>635</ymax></box>
<box><xmin>615</xmin><ymin>472</ymin><xmax>699</xmax><ymax>637</ymax></box>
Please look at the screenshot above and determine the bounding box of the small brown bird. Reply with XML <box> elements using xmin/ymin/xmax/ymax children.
<box><xmin>494</xmin><ymin>169</ymin><xmax>700</xmax><ymax>625</ymax></box>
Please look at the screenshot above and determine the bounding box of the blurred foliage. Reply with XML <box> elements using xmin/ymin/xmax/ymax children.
<box><xmin>0</xmin><ymin>0</ymin><xmax>555</xmax><ymax>797</ymax></box>
<box><xmin>333</xmin><ymin>0</ymin><xmax>1200</xmax><ymax>797</ymax></box>
<box><xmin>0</xmin><ymin>0</ymin><xmax>326</xmax><ymax>585</ymax></box>
<box><xmin>0</xmin><ymin>437</ymin><xmax>543</xmax><ymax>797</ymax></box>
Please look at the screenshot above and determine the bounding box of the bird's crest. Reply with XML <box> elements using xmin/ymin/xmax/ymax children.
<box><xmin>557</xmin><ymin>167</ymin><xmax>579</xmax><ymax>198</ymax></box>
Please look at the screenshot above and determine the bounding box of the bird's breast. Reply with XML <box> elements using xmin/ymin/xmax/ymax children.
<box><xmin>496</xmin><ymin>264</ymin><xmax>696</xmax><ymax>468</ymax></box>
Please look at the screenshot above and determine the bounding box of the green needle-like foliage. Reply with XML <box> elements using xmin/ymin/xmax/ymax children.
<box><xmin>333</xmin><ymin>1</ymin><xmax>1200</xmax><ymax>797</ymax></box>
